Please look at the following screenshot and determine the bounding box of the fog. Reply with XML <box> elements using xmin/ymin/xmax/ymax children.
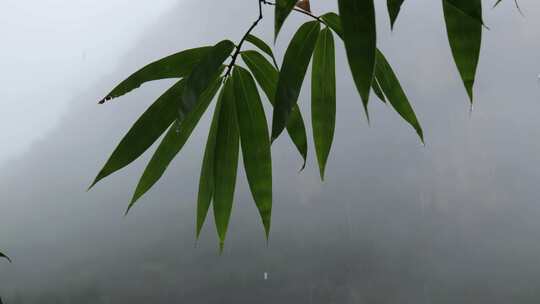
<box><xmin>1</xmin><ymin>0</ymin><xmax>540</xmax><ymax>302</ymax></box>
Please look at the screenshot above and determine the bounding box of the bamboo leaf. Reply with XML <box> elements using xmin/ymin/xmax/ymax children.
<box><xmin>375</xmin><ymin>50</ymin><xmax>423</xmax><ymax>142</ymax></box>
<box><xmin>241</xmin><ymin>50</ymin><xmax>308</xmax><ymax>168</ymax></box>
<box><xmin>338</xmin><ymin>0</ymin><xmax>377</xmax><ymax>120</ymax></box>
<box><xmin>99</xmin><ymin>46</ymin><xmax>211</xmax><ymax>103</ymax></box>
<box><xmin>181</xmin><ymin>40</ymin><xmax>234</xmax><ymax>119</ymax></box>
<box><xmin>213</xmin><ymin>77</ymin><xmax>239</xmax><ymax>248</ymax></box>
<box><xmin>321</xmin><ymin>13</ymin><xmax>343</xmax><ymax>39</ymax></box>
<box><xmin>321</xmin><ymin>13</ymin><xmax>397</xmax><ymax>106</ymax></box>
<box><xmin>443</xmin><ymin>0</ymin><xmax>483</xmax><ymax>102</ymax></box>
<box><xmin>196</xmin><ymin>89</ymin><xmax>225</xmax><ymax>237</ymax></box>
<box><xmin>271</xmin><ymin>21</ymin><xmax>320</xmax><ymax>141</ymax></box>
<box><xmin>372</xmin><ymin>78</ymin><xmax>387</xmax><ymax>103</ymax></box>
<box><xmin>323</xmin><ymin>13</ymin><xmax>418</xmax><ymax>136</ymax></box>
<box><xmin>275</xmin><ymin>0</ymin><xmax>298</xmax><ymax>40</ymax></box>
<box><xmin>387</xmin><ymin>0</ymin><xmax>405</xmax><ymax>29</ymax></box>
<box><xmin>245</xmin><ymin>35</ymin><xmax>279</xmax><ymax>68</ymax></box>
<box><xmin>0</xmin><ymin>251</ymin><xmax>11</xmax><ymax>263</ymax></box>
<box><xmin>312</xmin><ymin>28</ymin><xmax>336</xmax><ymax>180</ymax></box>
<box><xmin>129</xmin><ymin>80</ymin><xmax>222</xmax><ymax>209</ymax></box>
<box><xmin>444</xmin><ymin>0</ymin><xmax>485</xmax><ymax>24</ymax></box>
<box><xmin>233</xmin><ymin>67</ymin><xmax>273</xmax><ymax>237</ymax></box>
<box><xmin>90</xmin><ymin>80</ymin><xmax>186</xmax><ymax>189</ymax></box>
<box><xmin>240</xmin><ymin>51</ymin><xmax>278</xmax><ymax>103</ymax></box>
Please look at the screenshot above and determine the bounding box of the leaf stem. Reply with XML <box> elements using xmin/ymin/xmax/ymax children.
<box><xmin>225</xmin><ymin>0</ymin><xmax>332</xmax><ymax>79</ymax></box>
<box><xmin>225</xmin><ymin>0</ymin><xmax>265</xmax><ymax>78</ymax></box>
<box><xmin>261</xmin><ymin>0</ymin><xmax>327</xmax><ymax>25</ymax></box>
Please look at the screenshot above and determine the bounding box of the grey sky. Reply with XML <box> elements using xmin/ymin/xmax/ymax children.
<box><xmin>0</xmin><ymin>0</ymin><xmax>178</xmax><ymax>161</ymax></box>
<box><xmin>1</xmin><ymin>0</ymin><xmax>540</xmax><ymax>302</ymax></box>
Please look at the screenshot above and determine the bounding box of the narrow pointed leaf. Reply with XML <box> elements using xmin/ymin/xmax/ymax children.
<box><xmin>130</xmin><ymin>80</ymin><xmax>222</xmax><ymax>208</ymax></box>
<box><xmin>272</xmin><ymin>21</ymin><xmax>320</xmax><ymax>141</ymax></box>
<box><xmin>312</xmin><ymin>28</ymin><xmax>336</xmax><ymax>180</ymax></box>
<box><xmin>443</xmin><ymin>0</ymin><xmax>482</xmax><ymax>102</ymax></box>
<box><xmin>241</xmin><ymin>50</ymin><xmax>308</xmax><ymax>167</ymax></box>
<box><xmin>387</xmin><ymin>0</ymin><xmax>405</xmax><ymax>29</ymax></box>
<box><xmin>372</xmin><ymin>78</ymin><xmax>387</xmax><ymax>103</ymax></box>
<box><xmin>240</xmin><ymin>51</ymin><xmax>278</xmax><ymax>104</ymax></box>
<box><xmin>0</xmin><ymin>251</ymin><xmax>11</xmax><ymax>263</ymax></box>
<box><xmin>91</xmin><ymin>80</ymin><xmax>186</xmax><ymax>188</ymax></box>
<box><xmin>233</xmin><ymin>67</ymin><xmax>273</xmax><ymax>237</ymax></box>
<box><xmin>444</xmin><ymin>0</ymin><xmax>485</xmax><ymax>24</ymax></box>
<box><xmin>321</xmin><ymin>13</ymin><xmax>344</xmax><ymax>39</ymax></box>
<box><xmin>196</xmin><ymin>90</ymin><xmax>224</xmax><ymax>237</ymax></box>
<box><xmin>338</xmin><ymin>0</ymin><xmax>377</xmax><ymax>119</ymax></box>
<box><xmin>275</xmin><ymin>0</ymin><xmax>298</xmax><ymax>40</ymax></box>
<box><xmin>181</xmin><ymin>40</ymin><xmax>234</xmax><ymax>119</ymax></box>
<box><xmin>213</xmin><ymin>78</ymin><xmax>239</xmax><ymax>246</ymax></box>
<box><xmin>321</xmin><ymin>13</ymin><xmax>389</xmax><ymax>105</ymax></box>
<box><xmin>245</xmin><ymin>35</ymin><xmax>279</xmax><ymax>68</ymax></box>
<box><xmin>99</xmin><ymin>46</ymin><xmax>211</xmax><ymax>103</ymax></box>
<box><xmin>375</xmin><ymin>51</ymin><xmax>423</xmax><ymax>142</ymax></box>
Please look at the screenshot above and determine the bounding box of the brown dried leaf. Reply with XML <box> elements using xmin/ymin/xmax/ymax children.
<box><xmin>296</xmin><ymin>0</ymin><xmax>311</xmax><ymax>13</ymax></box>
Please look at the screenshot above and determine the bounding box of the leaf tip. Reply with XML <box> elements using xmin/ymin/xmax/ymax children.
<box><xmin>218</xmin><ymin>241</ymin><xmax>225</xmax><ymax>255</ymax></box>
<box><xmin>361</xmin><ymin>98</ymin><xmax>371</xmax><ymax>124</ymax></box>
<box><xmin>298</xmin><ymin>160</ymin><xmax>307</xmax><ymax>173</ymax></box>
<box><xmin>318</xmin><ymin>167</ymin><xmax>326</xmax><ymax>182</ymax></box>
<box><xmin>98</xmin><ymin>95</ymin><xmax>114</xmax><ymax>104</ymax></box>
<box><xmin>87</xmin><ymin>179</ymin><xmax>99</xmax><ymax>192</ymax></box>
<box><xmin>196</xmin><ymin>224</ymin><xmax>203</xmax><ymax>240</ymax></box>
<box><xmin>125</xmin><ymin>201</ymin><xmax>136</xmax><ymax>217</ymax></box>
<box><xmin>1</xmin><ymin>254</ymin><xmax>12</xmax><ymax>263</ymax></box>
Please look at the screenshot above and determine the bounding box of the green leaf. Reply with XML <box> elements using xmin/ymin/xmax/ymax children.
<box><xmin>240</xmin><ymin>51</ymin><xmax>278</xmax><ymax>104</ymax></box>
<box><xmin>212</xmin><ymin>77</ymin><xmax>239</xmax><ymax>248</ymax></box>
<box><xmin>181</xmin><ymin>40</ymin><xmax>234</xmax><ymax>119</ymax></box>
<box><xmin>375</xmin><ymin>50</ymin><xmax>423</xmax><ymax>142</ymax></box>
<box><xmin>338</xmin><ymin>0</ymin><xmax>377</xmax><ymax>120</ymax></box>
<box><xmin>245</xmin><ymin>35</ymin><xmax>279</xmax><ymax>68</ymax></box>
<box><xmin>196</xmin><ymin>90</ymin><xmax>224</xmax><ymax>237</ymax></box>
<box><xmin>275</xmin><ymin>0</ymin><xmax>298</xmax><ymax>40</ymax></box>
<box><xmin>233</xmin><ymin>67</ymin><xmax>273</xmax><ymax>238</ymax></box>
<box><xmin>444</xmin><ymin>0</ymin><xmax>485</xmax><ymax>24</ymax></box>
<box><xmin>320</xmin><ymin>13</ymin><xmax>391</xmax><ymax>106</ymax></box>
<box><xmin>99</xmin><ymin>46</ymin><xmax>211</xmax><ymax>103</ymax></box>
<box><xmin>387</xmin><ymin>0</ymin><xmax>405</xmax><ymax>29</ymax></box>
<box><xmin>90</xmin><ymin>80</ymin><xmax>186</xmax><ymax>189</ymax></box>
<box><xmin>312</xmin><ymin>28</ymin><xmax>336</xmax><ymax>181</ymax></box>
<box><xmin>443</xmin><ymin>0</ymin><xmax>483</xmax><ymax>102</ymax></box>
<box><xmin>241</xmin><ymin>50</ymin><xmax>308</xmax><ymax>168</ymax></box>
<box><xmin>372</xmin><ymin>77</ymin><xmax>387</xmax><ymax>103</ymax></box>
<box><xmin>321</xmin><ymin>13</ymin><xmax>343</xmax><ymax>39</ymax></box>
<box><xmin>129</xmin><ymin>80</ymin><xmax>222</xmax><ymax>209</ymax></box>
<box><xmin>0</xmin><ymin>251</ymin><xmax>11</xmax><ymax>263</ymax></box>
<box><xmin>271</xmin><ymin>21</ymin><xmax>320</xmax><ymax>141</ymax></box>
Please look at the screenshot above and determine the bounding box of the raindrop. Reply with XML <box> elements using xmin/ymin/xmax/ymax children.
<box><xmin>263</xmin><ymin>272</ymin><xmax>269</xmax><ymax>280</ymax></box>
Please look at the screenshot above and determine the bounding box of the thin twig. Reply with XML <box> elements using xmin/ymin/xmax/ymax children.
<box><xmin>225</xmin><ymin>0</ymin><xmax>332</xmax><ymax>78</ymax></box>
<box><xmin>261</xmin><ymin>0</ymin><xmax>327</xmax><ymax>25</ymax></box>
<box><xmin>224</xmin><ymin>0</ymin><xmax>265</xmax><ymax>78</ymax></box>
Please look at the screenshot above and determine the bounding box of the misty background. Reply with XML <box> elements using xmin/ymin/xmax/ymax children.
<box><xmin>1</xmin><ymin>0</ymin><xmax>540</xmax><ymax>302</ymax></box>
